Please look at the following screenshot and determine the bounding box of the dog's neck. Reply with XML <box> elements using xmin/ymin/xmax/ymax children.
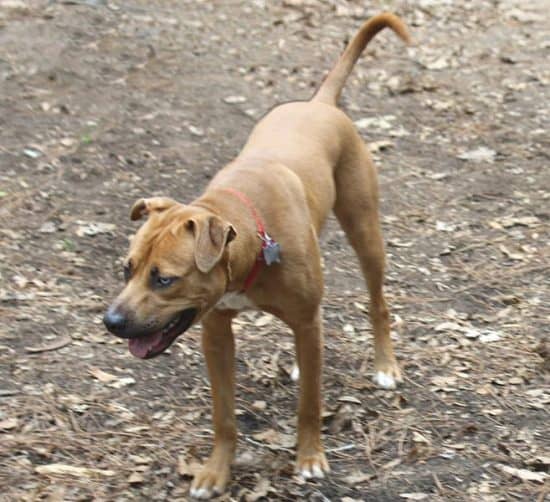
<box><xmin>191</xmin><ymin>192</ymin><xmax>264</xmax><ymax>294</ymax></box>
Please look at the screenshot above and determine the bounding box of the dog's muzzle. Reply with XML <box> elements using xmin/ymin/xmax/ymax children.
<box><xmin>103</xmin><ymin>306</ymin><xmax>197</xmax><ymax>359</ymax></box>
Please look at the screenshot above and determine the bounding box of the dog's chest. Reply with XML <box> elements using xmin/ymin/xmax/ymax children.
<box><xmin>215</xmin><ymin>292</ymin><xmax>256</xmax><ymax>311</ymax></box>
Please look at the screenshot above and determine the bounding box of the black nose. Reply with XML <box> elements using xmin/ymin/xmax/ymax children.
<box><xmin>103</xmin><ymin>307</ymin><xmax>128</xmax><ymax>335</ymax></box>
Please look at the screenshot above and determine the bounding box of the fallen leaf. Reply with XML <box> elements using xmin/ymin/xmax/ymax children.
<box><xmin>88</xmin><ymin>366</ymin><xmax>117</xmax><ymax>383</ymax></box>
<box><xmin>369</xmin><ymin>140</ymin><xmax>394</xmax><ymax>152</ymax></box>
<box><xmin>328</xmin><ymin>404</ymin><xmax>353</xmax><ymax>434</ymax></box>
<box><xmin>355</xmin><ymin>115</ymin><xmax>395</xmax><ymax>130</ymax></box>
<box><xmin>482</xmin><ymin>408</ymin><xmax>503</xmax><ymax>416</ymax></box>
<box><xmin>497</xmin><ymin>215</ymin><xmax>540</xmax><ymax>228</ymax></box>
<box><xmin>434</xmin><ymin>321</ymin><xmax>463</xmax><ymax>332</ymax></box>
<box><xmin>245</xmin><ymin>478</ymin><xmax>271</xmax><ymax>502</ymax></box>
<box><xmin>177</xmin><ymin>456</ymin><xmax>202</xmax><ymax>477</ymax></box>
<box><xmin>0</xmin><ymin>418</ymin><xmax>18</xmax><ymax>430</ymax></box>
<box><xmin>253</xmin><ymin>428</ymin><xmax>279</xmax><ymax>444</ymax></box>
<box><xmin>254</xmin><ymin>314</ymin><xmax>272</xmax><ymax>327</ymax></box>
<box><xmin>479</xmin><ymin>331</ymin><xmax>501</xmax><ymax>343</ymax></box>
<box><xmin>75</xmin><ymin>221</ymin><xmax>116</xmax><ymax>237</ymax></box>
<box><xmin>188</xmin><ymin>125</ymin><xmax>204</xmax><ymax>137</ymax></box>
<box><xmin>343</xmin><ymin>323</ymin><xmax>355</xmax><ymax>334</ymax></box>
<box><xmin>35</xmin><ymin>464</ymin><xmax>116</xmax><ymax>478</ymax></box>
<box><xmin>252</xmin><ymin>400</ymin><xmax>267</xmax><ymax>411</ymax></box>
<box><xmin>23</xmin><ymin>147</ymin><xmax>42</xmax><ymax>159</ymax></box>
<box><xmin>59</xmin><ymin>137</ymin><xmax>76</xmax><ymax>147</ymax></box>
<box><xmin>399</xmin><ymin>493</ymin><xmax>429</xmax><ymax>500</ymax></box>
<box><xmin>109</xmin><ymin>377</ymin><xmax>136</xmax><ymax>389</ymax></box>
<box><xmin>26</xmin><ymin>336</ymin><xmax>72</xmax><ymax>354</ymax></box>
<box><xmin>345</xmin><ymin>471</ymin><xmax>372</xmax><ymax>485</ymax></box>
<box><xmin>252</xmin><ymin>428</ymin><xmax>294</xmax><ymax>449</ymax></box>
<box><xmin>457</xmin><ymin>146</ymin><xmax>496</xmax><ymax>163</ymax></box>
<box><xmin>499</xmin><ymin>245</ymin><xmax>525</xmax><ymax>261</ymax></box>
<box><xmin>39</xmin><ymin>221</ymin><xmax>57</xmax><ymax>234</ymax></box>
<box><xmin>435</xmin><ymin>221</ymin><xmax>456</xmax><ymax>232</ymax></box>
<box><xmin>128</xmin><ymin>455</ymin><xmax>151</xmax><ymax>464</ymax></box>
<box><xmin>496</xmin><ymin>464</ymin><xmax>548</xmax><ymax>483</ymax></box>
<box><xmin>128</xmin><ymin>472</ymin><xmax>144</xmax><ymax>484</ymax></box>
<box><xmin>337</xmin><ymin>395</ymin><xmax>362</xmax><ymax>405</ymax></box>
<box><xmin>412</xmin><ymin>431</ymin><xmax>431</xmax><ymax>444</ymax></box>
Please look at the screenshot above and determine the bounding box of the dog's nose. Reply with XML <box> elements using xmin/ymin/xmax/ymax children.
<box><xmin>103</xmin><ymin>307</ymin><xmax>128</xmax><ymax>335</ymax></box>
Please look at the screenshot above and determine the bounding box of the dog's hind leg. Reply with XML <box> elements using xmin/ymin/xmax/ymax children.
<box><xmin>333</xmin><ymin>144</ymin><xmax>402</xmax><ymax>389</ymax></box>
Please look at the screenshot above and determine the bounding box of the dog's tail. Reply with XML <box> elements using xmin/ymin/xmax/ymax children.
<box><xmin>312</xmin><ymin>13</ymin><xmax>410</xmax><ymax>105</ymax></box>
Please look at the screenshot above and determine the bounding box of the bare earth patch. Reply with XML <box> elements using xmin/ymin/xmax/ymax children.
<box><xmin>0</xmin><ymin>1</ymin><xmax>548</xmax><ymax>500</ymax></box>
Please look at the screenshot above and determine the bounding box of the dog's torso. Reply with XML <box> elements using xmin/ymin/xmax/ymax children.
<box><xmin>194</xmin><ymin>100</ymin><xmax>374</xmax><ymax>317</ymax></box>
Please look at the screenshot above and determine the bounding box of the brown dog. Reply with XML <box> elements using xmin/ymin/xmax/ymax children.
<box><xmin>104</xmin><ymin>13</ymin><xmax>409</xmax><ymax>499</ymax></box>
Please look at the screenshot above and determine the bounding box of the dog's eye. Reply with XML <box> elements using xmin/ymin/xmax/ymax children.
<box><xmin>156</xmin><ymin>276</ymin><xmax>176</xmax><ymax>288</ymax></box>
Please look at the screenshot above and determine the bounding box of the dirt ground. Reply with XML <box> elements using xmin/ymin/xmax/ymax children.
<box><xmin>0</xmin><ymin>0</ymin><xmax>548</xmax><ymax>500</ymax></box>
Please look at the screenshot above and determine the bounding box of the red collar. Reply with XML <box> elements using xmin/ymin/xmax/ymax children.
<box><xmin>221</xmin><ymin>187</ymin><xmax>270</xmax><ymax>291</ymax></box>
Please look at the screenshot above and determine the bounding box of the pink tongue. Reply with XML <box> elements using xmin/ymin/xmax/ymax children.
<box><xmin>128</xmin><ymin>332</ymin><xmax>163</xmax><ymax>359</ymax></box>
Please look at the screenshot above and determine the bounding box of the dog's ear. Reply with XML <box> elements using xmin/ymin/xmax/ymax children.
<box><xmin>130</xmin><ymin>197</ymin><xmax>177</xmax><ymax>221</ymax></box>
<box><xmin>187</xmin><ymin>215</ymin><xmax>237</xmax><ymax>273</ymax></box>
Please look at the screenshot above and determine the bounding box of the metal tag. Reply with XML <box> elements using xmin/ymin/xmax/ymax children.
<box><xmin>261</xmin><ymin>233</ymin><xmax>281</xmax><ymax>265</ymax></box>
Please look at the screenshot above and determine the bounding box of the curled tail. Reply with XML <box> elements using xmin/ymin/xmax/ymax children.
<box><xmin>313</xmin><ymin>12</ymin><xmax>410</xmax><ymax>105</ymax></box>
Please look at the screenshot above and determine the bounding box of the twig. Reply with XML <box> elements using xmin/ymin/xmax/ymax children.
<box><xmin>326</xmin><ymin>443</ymin><xmax>356</xmax><ymax>453</ymax></box>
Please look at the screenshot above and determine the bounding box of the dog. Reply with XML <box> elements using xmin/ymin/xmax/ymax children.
<box><xmin>104</xmin><ymin>12</ymin><xmax>409</xmax><ymax>499</ymax></box>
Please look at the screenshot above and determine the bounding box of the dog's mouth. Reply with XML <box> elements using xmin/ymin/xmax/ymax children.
<box><xmin>128</xmin><ymin>308</ymin><xmax>197</xmax><ymax>359</ymax></box>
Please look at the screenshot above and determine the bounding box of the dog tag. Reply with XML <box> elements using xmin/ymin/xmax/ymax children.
<box><xmin>261</xmin><ymin>233</ymin><xmax>281</xmax><ymax>265</ymax></box>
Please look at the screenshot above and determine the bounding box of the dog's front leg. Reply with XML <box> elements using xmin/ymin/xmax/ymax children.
<box><xmin>190</xmin><ymin>310</ymin><xmax>237</xmax><ymax>499</ymax></box>
<box><xmin>291</xmin><ymin>309</ymin><xmax>330</xmax><ymax>478</ymax></box>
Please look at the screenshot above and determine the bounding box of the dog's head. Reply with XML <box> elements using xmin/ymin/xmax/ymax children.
<box><xmin>103</xmin><ymin>197</ymin><xmax>236</xmax><ymax>359</ymax></box>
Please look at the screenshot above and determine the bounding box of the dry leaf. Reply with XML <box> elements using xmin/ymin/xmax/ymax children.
<box><xmin>344</xmin><ymin>471</ymin><xmax>372</xmax><ymax>485</ymax></box>
<box><xmin>0</xmin><ymin>418</ymin><xmax>18</xmax><ymax>430</ymax></box>
<box><xmin>245</xmin><ymin>478</ymin><xmax>271</xmax><ymax>502</ymax></box>
<box><xmin>369</xmin><ymin>140</ymin><xmax>394</xmax><ymax>152</ymax></box>
<box><xmin>412</xmin><ymin>431</ymin><xmax>431</xmax><ymax>444</ymax></box>
<box><xmin>399</xmin><ymin>493</ymin><xmax>429</xmax><ymax>500</ymax></box>
<box><xmin>252</xmin><ymin>400</ymin><xmax>267</xmax><ymax>411</ymax></box>
<box><xmin>88</xmin><ymin>366</ymin><xmax>117</xmax><ymax>383</ymax></box>
<box><xmin>496</xmin><ymin>464</ymin><xmax>548</xmax><ymax>483</ymax></box>
<box><xmin>252</xmin><ymin>429</ymin><xmax>294</xmax><ymax>449</ymax></box>
<box><xmin>355</xmin><ymin>115</ymin><xmax>395</xmax><ymax>130</ymax></box>
<box><xmin>479</xmin><ymin>331</ymin><xmax>501</xmax><ymax>343</ymax></box>
<box><xmin>75</xmin><ymin>221</ymin><xmax>116</xmax><ymax>237</ymax></box>
<box><xmin>337</xmin><ymin>395</ymin><xmax>362</xmax><ymax>405</ymax></box>
<box><xmin>26</xmin><ymin>336</ymin><xmax>72</xmax><ymax>353</ymax></box>
<box><xmin>254</xmin><ymin>314</ymin><xmax>272</xmax><ymax>327</ymax></box>
<box><xmin>35</xmin><ymin>464</ymin><xmax>116</xmax><ymax>478</ymax></box>
<box><xmin>253</xmin><ymin>428</ymin><xmax>279</xmax><ymax>443</ymax></box>
<box><xmin>177</xmin><ymin>456</ymin><xmax>202</xmax><ymax>478</ymax></box>
<box><xmin>128</xmin><ymin>472</ymin><xmax>145</xmax><ymax>484</ymax></box>
<box><xmin>457</xmin><ymin>146</ymin><xmax>496</xmax><ymax>163</ymax></box>
<box><xmin>109</xmin><ymin>377</ymin><xmax>136</xmax><ymax>389</ymax></box>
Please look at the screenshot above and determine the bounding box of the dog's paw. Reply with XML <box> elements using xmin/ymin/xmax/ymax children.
<box><xmin>373</xmin><ymin>371</ymin><xmax>397</xmax><ymax>389</ymax></box>
<box><xmin>190</xmin><ymin>463</ymin><xmax>230</xmax><ymax>499</ymax></box>
<box><xmin>296</xmin><ymin>451</ymin><xmax>330</xmax><ymax>479</ymax></box>
<box><xmin>373</xmin><ymin>361</ymin><xmax>402</xmax><ymax>389</ymax></box>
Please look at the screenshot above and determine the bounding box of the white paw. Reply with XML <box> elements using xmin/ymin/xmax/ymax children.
<box><xmin>300</xmin><ymin>464</ymin><xmax>326</xmax><ymax>479</ymax></box>
<box><xmin>290</xmin><ymin>364</ymin><xmax>300</xmax><ymax>382</ymax></box>
<box><xmin>190</xmin><ymin>487</ymin><xmax>213</xmax><ymax>499</ymax></box>
<box><xmin>373</xmin><ymin>371</ymin><xmax>396</xmax><ymax>389</ymax></box>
